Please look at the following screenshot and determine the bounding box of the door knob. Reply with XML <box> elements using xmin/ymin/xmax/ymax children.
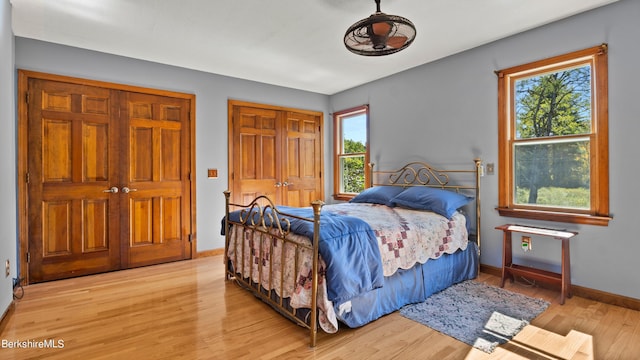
<box><xmin>274</xmin><ymin>182</ymin><xmax>282</xmax><ymax>187</ymax></box>
<box><xmin>122</xmin><ymin>187</ymin><xmax>138</xmax><ymax>194</ymax></box>
<box><xmin>103</xmin><ymin>186</ymin><xmax>119</xmax><ymax>193</ymax></box>
<box><xmin>283</xmin><ymin>182</ymin><xmax>293</xmax><ymax>187</ymax></box>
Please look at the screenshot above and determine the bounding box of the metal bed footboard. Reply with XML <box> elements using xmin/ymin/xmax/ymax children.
<box><xmin>223</xmin><ymin>191</ymin><xmax>324</xmax><ymax>347</ymax></box>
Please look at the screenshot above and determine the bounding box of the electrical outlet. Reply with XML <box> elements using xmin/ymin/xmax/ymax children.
<box><xmin>486</xmin><ymin>163</ymin><xmax>495</xmax><ymax>175</ymax></box>
<box><xmin>5</xmin><ymin>260</ymin><xmax>9</xmax><ymax>278</ymax></box>
<box><xmin>521</xmin><ymin>236</ymin><xmax>532</xmax><ymax>252</ymax></box>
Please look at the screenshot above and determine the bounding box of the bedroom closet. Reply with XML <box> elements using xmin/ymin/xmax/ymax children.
<box><xmin>18</xmin><ymin>71</ymin><xmax>195</xmax><ymax>283</ymax></box>
<box><xmin>228</xmin><ymin>100</ymin><xmax>323</xmax><ymax>207</ymax></box>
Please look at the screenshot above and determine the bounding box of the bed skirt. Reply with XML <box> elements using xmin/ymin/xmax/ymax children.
<box><xmin>335</xmin><ymin>241</ymin><xmax>479</xmax><ymax>328</ymax></box>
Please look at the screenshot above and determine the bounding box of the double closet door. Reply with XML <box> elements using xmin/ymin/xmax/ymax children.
<box><xmin>23</xmin><ymin>73</ymin><xmax>194</xmax><ymax>283</ymax></box>
<box><xmin>229</xmin><ymin>101</ymin><xmax>323</xmax><ymax>207</ymax></box>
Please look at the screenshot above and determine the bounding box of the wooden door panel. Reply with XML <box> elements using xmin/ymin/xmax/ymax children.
<box><xmin>127</xmin><ymin>196</ymin><xmax>184</xmax><ymax>265</ymax></box>
<box><xmin>240</xmin><ymin>134</ymin><xmax>257</xmax><ymax>179</ymax></box>
<box><xmin>161</xmin><ymin>129</ymin><xmax>182</xmax><ymax>180</ymax></box>
<box><xmin>239</xmin><ymin>133</ymin><xmax>278</xmax><ymax>180</ymax></box>
<box><xmin>42</xmin><ymin>119</ymin><xmax>72</xmax><ymax>181</ymax></box>
<box><xmin>162</xmin><ymin>197</ymin><xmax>183</xmax><ymax>241</ymax></box>
<box><xmin>130</xmin><ymin>127</ymin><xmax>154</xmax><ymax>181</ymax></box>
<box><xmin>41</xmin><ymin>90</ymin><xmax>72</xmax><ymax>111</ymax></box>
<box><xmin>28</xmin><ymin>79</ymin><xmax>120</xmax><ymax>282</ymax></box>
<box><xmin>233</xmin><ymin>106</ymin><xmax>281</xmax><ymax>204</ymax></box>
<box><xmin>42</xmin><ymin>201</ymin><xmax>71</xmax><ymax>257</ymax></box>
<box><xmin>238</xmin><ymin>132</ymin><xmax>278</xmax><ymax>202</ymax></box>
<box><xmin>82</xmin><ymin>199</ymin><xmax>109</xmax><ymax>252</ymax></box>
<box><xmin>284</xmin><ymin>187</ymin><xmax>320</xmax><ymax>208</ymax></box>
<box><xmin>128</xmin><ymin>197</ymin><xmax>183</xmax><ymax>245</ymax></box>
<box><xmin>41</xmin><ymin>198</ymin><xmax>110</xmax><ymax>257</ymax></box>
<box><xmin>83</xmin><ymin>123</ymin><xmax>110</xmax><ymax>181</ymax></box>
<box><xmin>130</xmin><ymin>197</ymin><xmax>153</xmax><ymax>246</ymax></box>
<box><xmin>123</xmin><ymin>92</ymin><xmax>191</xmax><ymax>268</ymax></box>
<box><xmin>282</xmin><ymin>112</ymin><xmax>322</xmax><ymax>207</ymax></box>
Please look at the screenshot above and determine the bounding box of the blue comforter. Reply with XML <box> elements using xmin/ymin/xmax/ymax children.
<box><xmin>224</xmin><ymin>206</ymin><xmax>384</xmax><ymax>303</ymax></box>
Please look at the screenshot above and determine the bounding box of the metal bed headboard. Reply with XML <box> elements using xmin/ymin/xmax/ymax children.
<box><xmin>369</xmin><ymin>159</ymin><xmax>482</xmax><ymax>257</ymax></box>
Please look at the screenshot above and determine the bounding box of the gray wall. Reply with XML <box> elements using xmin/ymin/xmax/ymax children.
<box><xmin>330</xmin><ymin>0</ymin><xmax>640</xmax><ymax>299</ymax></box>
<box><xmin>14</xmin><ymin>38</ymin><xmax>331</xmax><ymax>255</ymax></box>
<box><xmin>0</xmin><ymin>0</ymin><xmax>16</xmax><ymax>317</ymax></box>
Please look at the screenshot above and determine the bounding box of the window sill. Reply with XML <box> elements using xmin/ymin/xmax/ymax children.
<box><xmin>333</xmin><ymin>194</ymin><xmax>355</xmax><ymax>202</ymax></box>
<box><xmin>496</xmin><ymin>207</ymin><xmax>612</xmax><ymax>226</ymax></box>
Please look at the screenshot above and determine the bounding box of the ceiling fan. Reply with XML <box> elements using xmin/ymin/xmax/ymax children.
<box><xmin>344</xmin><ymin>0</ymin><xmax>417</xmax><ymax>56</ymax></box>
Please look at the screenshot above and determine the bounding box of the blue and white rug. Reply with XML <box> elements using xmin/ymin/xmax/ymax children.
<box><xmin>399</xmin><ymin>280</ymin><xmax>550</xmax><ymax>353</ymax></box>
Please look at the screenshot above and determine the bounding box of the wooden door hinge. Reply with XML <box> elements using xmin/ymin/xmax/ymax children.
<box><xmin>188</xmin><ymin>234</ymin><xmax>193</xmax><ymax>242</ymax></box>
<box><xmin>26</xmin><ymin>252</ymin><xmax>30</xmax><ymax>263</ymax></box>
<box><xmin>25</xmin><ymin>172</ymin><xmax>30</xmax><ymax>184</ymax></box>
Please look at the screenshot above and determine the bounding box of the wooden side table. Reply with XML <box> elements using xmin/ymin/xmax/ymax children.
<box><xmin>495</xmin><ymin>224</ymin><xmax>577</xmax><ymax>305</ymax></box>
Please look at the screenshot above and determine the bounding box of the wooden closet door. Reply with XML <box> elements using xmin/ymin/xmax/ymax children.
<box><xmin>229</xmin><ymin>101</ymin><xmax>323</xmax><ymax>207</ymax></box>
<box><xmin>27</xmin><ymin>79</ymin><xmax>121</xmax><ymax>282</ymax></box>
<box><xmin>231</xmin><ymin>105</ymin><xmax>283</xmax><ymax>205</ymax></box>
<box><xmin>24</xmin><ymin>74</ymin><xmax>194</xmax><ymax>283</ymax></box>
<box><xmin>281</xmin><ymin>111</ymin><xmax>322</xmax><ymax>207</ymax></box>
<box><xmin>121</xmin><ymin>92</ymin><xmax>192</xmax><ymax>268</ymax></box>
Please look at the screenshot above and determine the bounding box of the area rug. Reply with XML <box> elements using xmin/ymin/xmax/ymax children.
<box><xmin>399</xmin><ymin>280</ymin><xmax>550</xmax><ymax>353</ymax></box>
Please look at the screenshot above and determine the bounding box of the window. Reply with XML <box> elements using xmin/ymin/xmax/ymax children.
<box><xmin>497</xmin><ymin>45</ymin><xmax>611</xmax><ymax>226</ymax></box>
<box><xmin>333</xmin><ymin>105</ymin><xmax>369</xmax><ymax>201</ymax></box>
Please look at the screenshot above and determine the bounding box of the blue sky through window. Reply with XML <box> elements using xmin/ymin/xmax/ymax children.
<box><xmin>343</xmin><ymin>114</ymin><xmax>366</xmax><ymax>144</ymax></box>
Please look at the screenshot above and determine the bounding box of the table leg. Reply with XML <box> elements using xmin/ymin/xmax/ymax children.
<box><xmin>501</xmin><ymin>231</ymin><xmax>512</xmax><ymax>287</ymax></box>
<box><xmin>561</xmin><ymin>238</ymin><xmax>572</xmax><ymax>304</ymax></box>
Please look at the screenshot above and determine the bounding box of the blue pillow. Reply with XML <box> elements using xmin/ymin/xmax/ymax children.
<box><xmin>389</xmin><ymin>186</ymin><xmax>473</xmax><ymax>219</ymax></box>
<box><xmin>349</xmin><ymin>186</ymin><xmax>405</xmax><ymax>206</ymax></box>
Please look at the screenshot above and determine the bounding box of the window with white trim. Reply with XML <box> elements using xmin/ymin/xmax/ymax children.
<box><xmin>333</xmin><ymin>105</ymin><xmax>369</xmax><ymax>201</ymax></box>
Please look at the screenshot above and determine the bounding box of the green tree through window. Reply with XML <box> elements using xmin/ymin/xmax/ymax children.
<box><xmin>333</xmin><ymin>106</ymin><xmax>369</xmax><ymax>200</ymax></box>
<box><xmin>514</xmin><ymin>66</ymin><xmax>591</xmax><ymax>208</ymax></box>
<box><xmin>342</xmin><ymin>139</ymin><xmax>366</xmax><ymax>193</ymax></box>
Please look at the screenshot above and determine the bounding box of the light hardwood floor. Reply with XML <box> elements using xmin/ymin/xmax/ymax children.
<box><xmin>1</xmin><ymin>256</ymin><xmax>639</xmax><ymax>359</ymax></box>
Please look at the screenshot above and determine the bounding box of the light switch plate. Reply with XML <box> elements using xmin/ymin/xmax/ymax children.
<box><xmin>486</xmin><ymin>163</ymin><xmax>495</xmax><ymax>175</ymax></box>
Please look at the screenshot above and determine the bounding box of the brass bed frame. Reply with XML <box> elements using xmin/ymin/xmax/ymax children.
<box><xmin>223</xmin><ymin>159</ymin><xmax>482</xmax><ymax>347</ymax></box>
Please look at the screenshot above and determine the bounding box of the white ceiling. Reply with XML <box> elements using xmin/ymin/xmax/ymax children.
<box><xmin>10</xmin><ymin>0</ymin><xmax>618</xmax><ymax>95</ymax></box>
